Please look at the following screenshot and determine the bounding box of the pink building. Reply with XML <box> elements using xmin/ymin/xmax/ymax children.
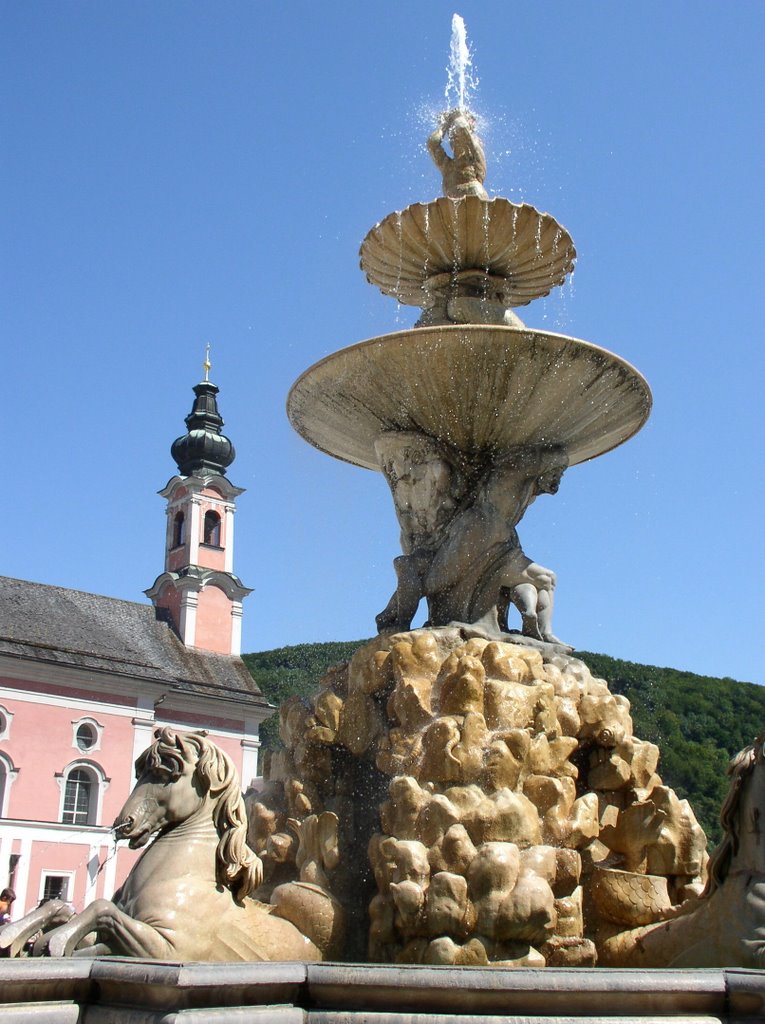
<box><xmin>0</xmin><ymin>374</ymin><xmax>271</xmax><ymax>916</ymax></box>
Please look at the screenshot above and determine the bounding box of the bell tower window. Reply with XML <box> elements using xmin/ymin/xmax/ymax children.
<box><xmin>203</xmin><ymin>511</ymin><xmax>221</xmax><ymax>547</ymax></box>
<box><xmin>173</xmin><ymin>511</ymin><xmax>186</xmax><ymax>548</ymax></box>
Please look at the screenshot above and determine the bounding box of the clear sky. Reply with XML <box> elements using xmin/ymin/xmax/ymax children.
<box><xmin>3</xmin><ymin>2</ymin><xmax>763</xmax><ymax>683</ymax></box>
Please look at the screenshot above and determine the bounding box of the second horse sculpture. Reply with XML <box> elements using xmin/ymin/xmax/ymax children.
<box><xmin>3</xmin><ymin>729</ymin><xmax>343</xmax><ymax>961</ymax></box>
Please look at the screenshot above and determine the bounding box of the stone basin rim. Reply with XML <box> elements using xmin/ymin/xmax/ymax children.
<box><xmin>359</xmin><ymin>195</ymin><xmax>577</xmax><ymax>308</ymax></box>
<box><xmin>287</xmin><ymin>324</ymin><xmax>652</xmax><ymax>471</ymax></box>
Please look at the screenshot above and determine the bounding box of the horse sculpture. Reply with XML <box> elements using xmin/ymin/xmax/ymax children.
<box><xmin>600</xmin><ymin>733</ymin><xmax>765</xmax><ymax>967</ymax></box>
<box><xmin>8</xmin><ymin>728</ymin><xmax>343</xmax><ymax>961</ymax></box>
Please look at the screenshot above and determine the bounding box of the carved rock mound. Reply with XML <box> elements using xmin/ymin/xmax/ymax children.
<box><xmin>247</xmin><ymin>629</ymin><xmax>707</xmax><ymax>966</ymax></box>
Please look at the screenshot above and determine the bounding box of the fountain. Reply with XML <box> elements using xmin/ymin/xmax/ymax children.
<box><xmin>2</xmin><ymin>16</ymin><xmax>765</xmax><ymax>1019</ymax></box>
<box><xmin>288</xmin><ymin>27</ymin><xmax>649</xmax><ymax>647</ymax></box>
<box><xmin>270</xmin><ymin>18</ymin><xmax>708</xmax><ymax>969</ymax></box>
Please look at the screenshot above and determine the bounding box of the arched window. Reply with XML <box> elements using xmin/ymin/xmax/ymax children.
<box><xmin>203</xmin><ymin>510</ymin><xmax>221</xmax><ymax>546</ymax></box>
<box><xmin>172</xmin><ymin>511</ymin><xmax>186</xmax><ymax>548</ymax></box>
<box><xmin>0</xmin><ymin>752</ymin><xmax>18</xmax><ymax>817</ymax></box>
<box><xmin>61</xmin><ymin>766</ymin><xmax>99</xmax><ymax>826</ymax></box>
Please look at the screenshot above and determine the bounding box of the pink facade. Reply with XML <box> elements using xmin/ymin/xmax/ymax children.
<box><xmin>148</xmin><ymin>468</ymin><xmax>250</xmax><ymax>657</ymax></box>
<box><xmin>0</xmin><ymin>680</ymin><xmax>134</xmax><ymax>823</ymax></box>
<box><xmin>0</xmin><ymin>661</ymin><xmax>266</xmax><ymax>917</ymax></box>
<box><xmin>195</xmin><ymin>586</ymin><xmax>234</xmax><ymax>654</ymax></box>
<box><xmin>155</xmin><ymin>582</ymin><xmax>182</xmax><ymax>632</ymax></box>
<box><xmin>0</xmin><ymin>378</ymin><xmax>265</xmax><ymax>921</ymax></box>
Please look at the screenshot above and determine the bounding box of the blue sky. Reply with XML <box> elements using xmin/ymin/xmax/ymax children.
<box><xmin>3</xmin><ymin>2</ymin><xmax>764</xmax><ymax>683</ymax></box>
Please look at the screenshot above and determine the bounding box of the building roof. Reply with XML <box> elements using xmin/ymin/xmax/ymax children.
<box><xmin>0</xmin><ymin>576</ymin><xmax>269</xmax><ymax>708</ymax></box>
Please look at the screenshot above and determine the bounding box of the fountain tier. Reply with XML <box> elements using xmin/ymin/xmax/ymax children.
<box><xmin>360</xmin><ymin>197</ymin><xmax>576</xmax><ymax>310</ymax></box>
<box><xmin>287</xmin><ymin>325</ymin><xmax>651</xmax><ymax>471</ymax></box>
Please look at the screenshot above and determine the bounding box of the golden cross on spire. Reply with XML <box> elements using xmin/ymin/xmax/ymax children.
<box><xmin>203</xmin><ymin>343</ymin><xmax>212</xmax><ymax>382</ymax></box>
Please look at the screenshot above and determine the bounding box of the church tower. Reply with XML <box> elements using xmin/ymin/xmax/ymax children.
<box><xmin>146</xmin><ymin>358</ymin><xmax>251</xmax><ymax>655</ymax></box>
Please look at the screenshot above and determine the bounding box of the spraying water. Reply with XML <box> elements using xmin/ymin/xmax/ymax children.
<box><xmin>445</xmin><ymin>14</ymin><xmax>478</xmax><ymax>111</ymax></box>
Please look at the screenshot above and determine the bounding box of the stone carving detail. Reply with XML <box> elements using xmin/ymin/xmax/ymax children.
<box><xmin>6</xmin><ymin>642</ymin><xmax>761</xmax><ymax>970</ymax></box>
<box><xmin>0</xmin><ymin>729</ymin><xmax>344</xmax><ymax>961</ymax></box>
<box><xmin>247</xmin><ymin>629</ymin><xmax>709</xmax><ymax>966</ymax></box>
<box><xmin>599</xmin><ymin>735</ymin><xmax>765</xmax><ymax>968</ymax></box>
<box><xmin>427</xmin><ymin>109</ymin><xmax>488</xmax><ymax>200</ymax></box>
<box><xmin>376</xmin><ymin>439</ymin><xmax>569</xmax><ymax>645</ymax></box>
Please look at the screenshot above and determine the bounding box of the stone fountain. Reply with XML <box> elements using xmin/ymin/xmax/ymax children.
<box><xmin>2</xmin><ymin>20</ymin><xmax>765</xmax><ymax>1020</ymax></box>
<box><xmin>288</xmin><ymin>122</ymin><xmax>650</xmax><ymax>649</ymax></box>
<box><xmin>266</xmin><ymin>26</ymin><xmax>715</xmax><ymax>971</ymax></box>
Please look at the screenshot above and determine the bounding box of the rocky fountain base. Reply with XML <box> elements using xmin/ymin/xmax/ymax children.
<box><xmin>249</xmin><ymin>630</ymin><xmax>707</xmax><ymax>968</ymax></box>
<box><xmin>3</xmin><ymin>631</ymin><xmax>762</xmax><ymax>1020</ymax></box>
<box><xmin>2</xmin><ymin>19</ymin><xmax>762</xmax><ymax>1020</ymax></box>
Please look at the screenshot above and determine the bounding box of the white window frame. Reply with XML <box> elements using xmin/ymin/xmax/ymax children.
<box><xmin>38</xmin><ymin>870</ymin><xmax>75</xmax><ymax>904</ymax></box>
<box><xmin>0</xmin><ymin>751</ymin><xmax>18</xmax><ymax>817</ymax></box>
<box><xmin>0</xmin><ymin>705</ymin><xmax>14</xmax><ymax>742</ymax></box>
<box><xmin>70</xmin><ymin>716</ymin><xmax>104</xmax><ymax>754</ymax></box>
<box><xmin>56</xmin><ymin>761</ymin><xmax>109</xmax><ymax>827</ymax></box>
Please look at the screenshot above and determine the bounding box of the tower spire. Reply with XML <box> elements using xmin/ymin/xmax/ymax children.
<box><xmin>169</xmin><ymin>370</ymin><xmax>235</xmax><ymax>478</ymax></box>
<box><xmin>146</xmin><ymin>368</ymin><xmax>251</xmax><ymax>656</ymax></box>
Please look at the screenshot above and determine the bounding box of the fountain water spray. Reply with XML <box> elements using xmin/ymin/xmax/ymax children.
<box><xmin>445</xmin><ymin>13</ymin><xmax>477</xmax><ymax>111</ymax></box>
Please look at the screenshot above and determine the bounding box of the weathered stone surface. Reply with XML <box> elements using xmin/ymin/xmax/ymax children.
<box><xmin>599</xmin><ymin>736</ymin><xmax>765</xmax><ymax>968</ymax></box>
<box><xmin>2</xmin><ymin>959</ymin><xmax>765</xmax><ymax>1021</ymax></box>
<box><xmin>1</xmin><ymin>731</ymin><xmax>344</xmax><ymax>963</ymax></box>
<box><xmin>359</xmin><ymin>196</ymin><xmax>575</xmax><ymax>311</ymax></box>
<box><xmin>249</xmin><ymin>629</ymin><xmax>710</xmax><ymax>966</ymax></box>
<box><xmin>287</xmin><ymin>326</ymin><xmax>652</xmax><ymax>473</ymax></box>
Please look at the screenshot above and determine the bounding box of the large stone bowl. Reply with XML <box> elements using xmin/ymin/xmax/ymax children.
<box><xmin>287</xmin><ymin>325</ymin><xmax>651</xmax><ymax>470</ymax></box>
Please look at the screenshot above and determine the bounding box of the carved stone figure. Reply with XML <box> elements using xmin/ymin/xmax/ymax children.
<box><xmin>376</xmin><ymin>441</ymin><xmax>569</xmax><ymax>643</ymax></box>
<box><xmin>427</xmin><ymin>109</ymin><xmax>488</xmax><ymax>200</ymax></box>
<box><xmin>4</xmin><ymin>729</ymin><xmax>343</xmax><ymax>961</ymax></box>
<box><xmin>423</xmin><ymin>447</ymin><xmax>567</xmax><ymax>639</ymax></box>
<box><xmin>599</xmin><ymin>735</ymin><xmax>765</xmax><ymax>968</ymax></box>
<box><xmin>375</xmin><ymin>432</ymin><xmax>459</xmax><ymax>634</ymax></box>
<box><xmin>7</xmin><ymin>635</ymin><xmax>757</xmax><ymax>970</ymax></box>
<box><xmin>241</xmin><ymin>630</ymin><xmax>721</xmax><ymax>966</ymax></box>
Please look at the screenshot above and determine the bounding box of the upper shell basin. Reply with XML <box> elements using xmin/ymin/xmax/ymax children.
<box><xmin>359</xmin><ymin>196</ymin><xmax>576</xmax><ymax>309</ymax></box>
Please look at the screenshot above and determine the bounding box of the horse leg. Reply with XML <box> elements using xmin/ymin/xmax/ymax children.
<box><xmin>0</xmin><ymin>900</ymin><xmax>73</xmax><ymax>957</ymax></box>
<box><xmin>46</xmin><ymin>899</ymin><xmax>171</xmax><ymax>959</ymax></box>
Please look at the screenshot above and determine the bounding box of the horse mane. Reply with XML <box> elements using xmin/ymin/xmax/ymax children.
<box><xmin>703</xmin><ymin>735</ymin><xmax>764</xmax><ymax>896</ymax></box>
<box><xmin>138</xmin><ymin>727</ymin><xmax>263</xmax><ymax>902</ymax></box>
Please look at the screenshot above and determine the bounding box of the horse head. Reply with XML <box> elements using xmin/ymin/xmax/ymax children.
<box><xmin>114</xmin><ymin>727</ymin><xmax>262</xmax><ymax>900</ymax></box>
<box><xmin>705</xmin><ymin>731</ymin><xmax>765</xmax><ymax>894</ymax></box>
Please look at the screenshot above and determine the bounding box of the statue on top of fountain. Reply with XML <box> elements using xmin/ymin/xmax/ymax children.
<box><xmin>428</xmin><ymin>108</ymin><xmax>488</xmax><ymax>200</ymax></box>
<box><xmin>375</xmin><ymin>433</ymin><xmax>570</xmax><ymax>648</ymax></box>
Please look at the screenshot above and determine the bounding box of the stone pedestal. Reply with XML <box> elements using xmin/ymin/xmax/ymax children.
<box><xmin>248</xmin><ymin>629</ymin><xmax>707</xmax><ymax>966</ymax></box>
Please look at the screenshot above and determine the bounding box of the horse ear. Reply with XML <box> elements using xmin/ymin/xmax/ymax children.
<box><xmin>134</xmin><ymin>748</ymin><xmax>148</xmax><ymax>778</ymax></box>
<box><xmin>155</xmin><ymin>726</ymin><xmax>181</xmax><ymax>751</ymax></box>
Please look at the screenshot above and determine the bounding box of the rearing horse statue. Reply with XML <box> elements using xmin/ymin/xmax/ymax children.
<box><xmin>15</xmin><ymin>728</ymin><xmax>343</xmax><ymax>961</ymax></box>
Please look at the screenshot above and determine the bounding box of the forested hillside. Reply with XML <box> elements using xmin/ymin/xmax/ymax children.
<box><xmin>243</xmin><ymin>642</ymin><xmax>765</xmax><ymax>845</ymax></box>
<box><xmin>580</xmin><ymin>652</ymin><xmax>765</xmax><ymax>845</ymax></box>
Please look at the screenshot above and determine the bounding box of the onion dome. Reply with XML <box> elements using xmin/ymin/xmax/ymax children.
<box><xmin>171</xmin><ymin>380</ymin><xmax>235</xmax><ymax>477</ymax></box>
